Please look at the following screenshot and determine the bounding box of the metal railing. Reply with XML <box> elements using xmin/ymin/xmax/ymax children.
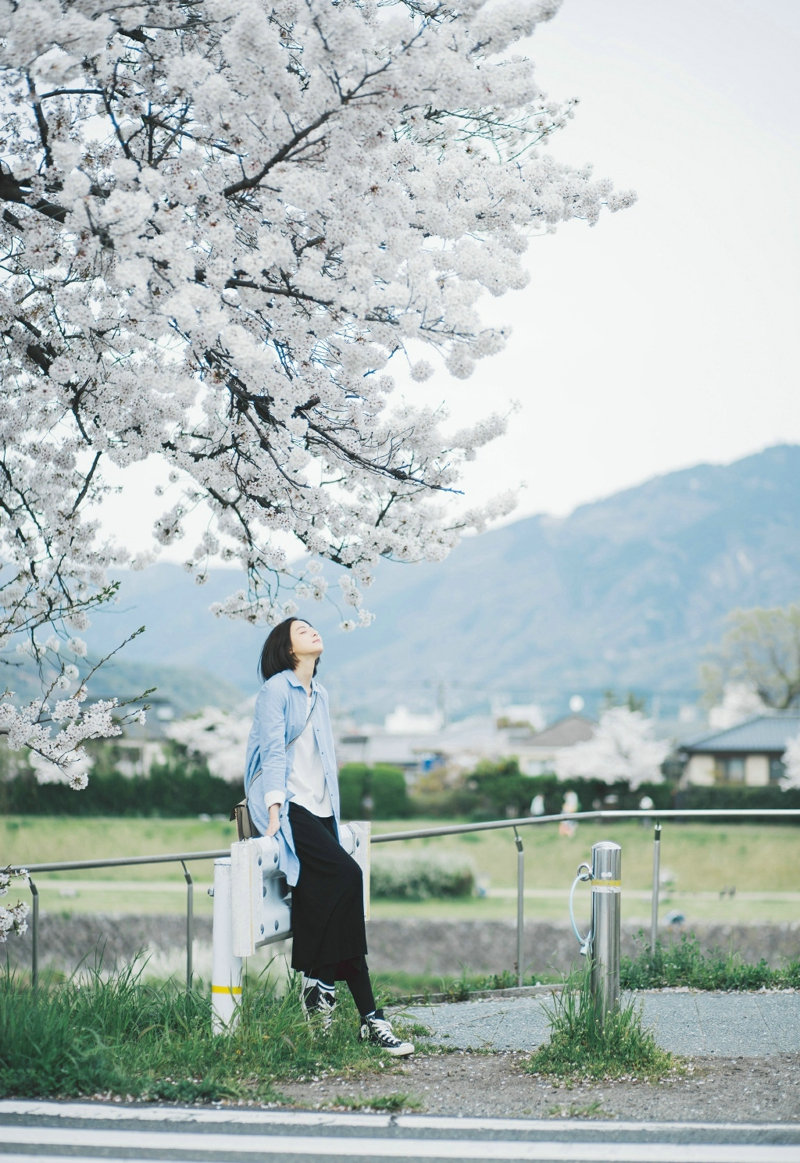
<box><xmin>15</xmin><ymin>849</ymin><xmax>229</xmax><ymax>991</ymax></box>
<box><xmin>9</xmin><ymin>807</ymin><xmax>800</xmax><ymax>991</ymax></box>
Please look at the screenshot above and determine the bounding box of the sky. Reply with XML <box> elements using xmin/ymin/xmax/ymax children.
<box><xmin>104</xmin><ymin>0</ymin><xmax>800</xmax><ymax>551</ymax></box>
<box><xmin>428</xmin><ymin>0</ymin><xmax>800</xmax><ymax>521</ymax></box>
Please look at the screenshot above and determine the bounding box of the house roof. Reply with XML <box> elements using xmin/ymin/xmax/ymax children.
<box><xmin>681</xmin><ymin>714</ymin><xmax>800</xmax><ymax>756</ymax></box>
<box><xmin>528</xmin><ymin>714</ymin><xmax>597</xmax><ymax>749</ymax></box>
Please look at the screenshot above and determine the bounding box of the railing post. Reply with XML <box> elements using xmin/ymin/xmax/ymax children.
<box><xmin>29</xmin><ymin>879</ymin><xmax>39</xmax><ymax>992</ymax></box>
<box><xmin>181</xmin><ymin>861</ymin><xmax>194</xmax><ymax>993</ymax></box>
<box><xmin>590</xmin><ymin>840</ymin><xmax>621</xmax><ymax>1024</ymax></box>
<box><xmin>210</xmin><ymin>857</ymin><xmax>242</xmax><ymax>1033</ymax></box>
<box><xmin>651</xmin><ymin>822</ymin><xmax>661</xmax><ymax>955</ymax></box>
<box><xmin>513</xmin><ymin>827</ymin><xmax>524</xmax><ymax>988</ymax></box>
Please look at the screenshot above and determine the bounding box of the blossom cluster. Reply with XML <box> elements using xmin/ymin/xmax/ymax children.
<box><xmin>0</xmin><ymin>867</ymin><xmax>29</xmax><ymax>942</ymax></box>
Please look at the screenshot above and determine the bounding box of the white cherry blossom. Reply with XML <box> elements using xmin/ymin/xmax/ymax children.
<box><xmin>555</xmin><ymin>707</ymin><xmax>669</xmax><ymax>790</ymax></box>
<box><xmin>0</xmin><ymin>0</ymin><xmax>631</xmax><ymax>851</ymax></box>
<box><xmin>0</xmin><ymin>867</ymin><xmax>30</xmax><ymax>943</ymax></box>
<box><xmin>782</xmin><ymin>733</ymin><xmax>800</xmax><ymax>790</ymax></box>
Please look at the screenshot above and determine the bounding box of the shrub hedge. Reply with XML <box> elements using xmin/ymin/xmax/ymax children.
<box><xmin>1</xmin><ymin>747</ymin><xmax>798</xmax><ymax>821</ymax></box>
<box><xmin>338</xmin><ymin>762</ymin><xmax>412</xmax><ymax>819</ymax></box>
<box><xmin>0</xmin><ymin>742</ymin><xmax>234</xmax><ymax>818</ymax></box>
<box><xmin>371</xmin><ymin>853</ymin><xmax>475</xmax><ymax>900</ymax></box>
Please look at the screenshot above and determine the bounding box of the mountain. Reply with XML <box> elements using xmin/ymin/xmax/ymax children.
<box><xmin>85</xmin><ymin>444</ymin><xmax>800</xmax><ymax>722</ymax></box>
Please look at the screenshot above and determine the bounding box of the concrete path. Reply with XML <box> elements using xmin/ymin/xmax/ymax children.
<box><xmin>398</xmin><ymin>989</ymin><xmax>800</xmax><ymax>1057</ymax></box>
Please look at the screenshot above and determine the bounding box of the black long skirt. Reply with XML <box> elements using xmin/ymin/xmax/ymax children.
<box><xmin>288</xmin><ymin>802</ymin><xmax>368</xmax><ymax>973</ymax></box>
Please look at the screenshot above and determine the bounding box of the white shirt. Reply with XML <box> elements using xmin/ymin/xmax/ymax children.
<box><xmin>288</xmin><ymin>702</ymin><xmax>332</xmax><ymax>815</ymax></box>
<box><xmin>266</xmin><ymin>689</ymin><xmax>331</xmax><ymax>817</ymax></box>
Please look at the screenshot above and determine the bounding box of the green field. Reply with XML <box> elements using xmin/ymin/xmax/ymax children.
<box><xmin>2</xmin><ymin>815</ymin><xmax>799</xmax><ymax>924</ymax></box>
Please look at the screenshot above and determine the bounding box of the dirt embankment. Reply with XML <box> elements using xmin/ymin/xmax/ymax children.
<box><xmin>6</xmin><ymin>915</ymin><xmax>799</xmax><ymax>980</ymax></box>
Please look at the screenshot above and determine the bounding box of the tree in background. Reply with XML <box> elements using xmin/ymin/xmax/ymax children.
<box><xmin>782</xmin><ymin>731</ymin><xmax>800</xmax><ymax>790</ymax></box>
<box><xmin>338</xmin><ymin>761</ymin><xmax>410</xmax><ymax>819</ymax></box>
<box><xmin>705</xmin><ymin>680</ymin><xmax>768</xmax><ymax>730</ymax></box>
<box><xmin>701</xmin><ymin>605</ymin><xmax>800</xmax><ymax>712</ymax></box>
<box><xmin>165</xmin><ymin>707</ymin><xmax>252</xmax><ymax>783</ymax></box>
<box><xmin>554</xmin><ymin>706</ymin><xmax>669</xmax><ymax>790</ymax></box>
<box><xmin>0</xmin><ymin>0</ymin><xmax>632</xmax><ymax>783</ymax></box>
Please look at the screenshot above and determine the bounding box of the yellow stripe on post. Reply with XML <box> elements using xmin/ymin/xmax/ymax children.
<box><xmin>211</xmin><ymin>984</ymin><xmax>243</xmax><ymax>995</ymax></box>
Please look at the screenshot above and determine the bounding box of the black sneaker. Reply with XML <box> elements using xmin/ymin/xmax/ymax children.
<box><xmin>301</xmin><ymin>982</ymin><xmax>336</xmax><ymax>1031</ymax></box>
<box><xmin>358</xmin><ymin>1010</ymin><xmax>414</xmax><ymax>1057</ymax></box>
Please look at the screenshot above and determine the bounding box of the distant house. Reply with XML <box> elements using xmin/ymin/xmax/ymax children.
<box><xmin>518</xmin><ymin>714</ymin><xmax>597</xmax><ymax>776</ymax></box>
<box><xmin>679</xmin><ymin>714</ymin><xmax>800</xmax><ymax>787</ymax></box>
<box><xmin>334</xmin><ymin>710</ymin><xmax>601</xmax><ymax>780</ymax></box>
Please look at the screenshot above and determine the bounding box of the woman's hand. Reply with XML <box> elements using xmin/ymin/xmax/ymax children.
<box><xmin>266</xmin><ymin>803</ymin><xmax>281</xmax><ymax>837</ymax></box>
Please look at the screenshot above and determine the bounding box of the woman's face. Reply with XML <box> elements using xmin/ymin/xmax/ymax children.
<box><xmin>290</xmin><ymin>619</ymin><xmax>323</xmax><ymax>662</ymax></box>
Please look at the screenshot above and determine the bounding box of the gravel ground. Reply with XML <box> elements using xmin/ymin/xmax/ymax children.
<box><xmin>277</xmin><ymin>990</ymin><xmax>800</xmax><ymax>1123</ymax></box>
<box><xmin>276</xmin><ymin>1051</ymin><xmax>800</xmax><ymax>1123</ymax></box>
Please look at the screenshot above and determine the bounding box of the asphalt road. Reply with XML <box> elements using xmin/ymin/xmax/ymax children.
<box><xmin>398</xmin><ymin>988</ymin><xmax>800</xmax><ymax>1056</ymax></box>
<box><xmin>1</xmin><ymin>1101</ymin><xmax>799</xmax><ymax>1163</ymax></box>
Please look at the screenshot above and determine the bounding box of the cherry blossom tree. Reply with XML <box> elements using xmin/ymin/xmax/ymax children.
<box><xmin>1</xmin><ymin>0</ymin><xmax>633</xmax><ymax>789</ymax></box>
<box><xmin>166</xmin><ymin>705</ymin><xmax>252</xmax><ymax>782</ymax></box>
<box><xmin>555</xmin><ymin>706</ymin><xmax>669</xmax><ymax>789</ymax></box>
<box><xmin>707</xmin><ymin>681</ymin><xmax>768</xmax><ymax>730</ymax></box>
<box><xmin>781</xmin><ymin>731</ymin><xmax>800</xmax><ymax>790</ymax></box>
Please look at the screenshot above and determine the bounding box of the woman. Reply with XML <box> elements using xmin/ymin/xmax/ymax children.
<box><xmin>244</xmin><ymin>616</ymin><xmax>413</xmax><ymax>1057</ymax></box>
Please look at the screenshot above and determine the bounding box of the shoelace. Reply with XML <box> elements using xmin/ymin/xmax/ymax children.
<box><xmin>369</xmin><ymin>1017</ymin><xmax>399</xmax><ymax>1043</ymax></box>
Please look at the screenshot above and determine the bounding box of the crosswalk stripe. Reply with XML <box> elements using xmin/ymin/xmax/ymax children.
<box><xmin>1</xmin><ymin>1126</ymin><xmax>799</xmax><ymax>1162</ymax></box>
<box><xmin>0</xmin><ymin>1100</ymin><xmax>794</xmax><ymax>1139</ymax></box>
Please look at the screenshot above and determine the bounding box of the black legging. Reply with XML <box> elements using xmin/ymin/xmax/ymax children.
<box><xmin>310</xmin><ymin>955</ymin><xmax>376</xmax><ymax>1018</ymax></box>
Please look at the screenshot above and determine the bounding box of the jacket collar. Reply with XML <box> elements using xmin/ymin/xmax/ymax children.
<box><xmin>285</xmin><ymin>669</ymin><xmax>317</xmax><ymax>693</ymax></box>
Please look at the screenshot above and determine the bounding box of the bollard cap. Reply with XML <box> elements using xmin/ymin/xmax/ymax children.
<box><xmin>591</xmin><ymin>840</ymin><xmax>621</xmax><ymax>878</ymax></box>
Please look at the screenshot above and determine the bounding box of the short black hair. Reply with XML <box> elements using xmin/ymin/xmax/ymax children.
<box><xmin>258</xmin><ymin>617</ymin><xmax>319</xmax><ymax>682</ymax></box>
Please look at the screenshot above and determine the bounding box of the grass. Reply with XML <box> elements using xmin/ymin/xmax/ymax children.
<box><xmin>0</xmin><ymin>956</ymin><xmax>417</xmax><ymax>1103</ymax></box>
<box><xmin>335</xmin><ymin>1093</ymin><xmax>422</xmax><ymax>1112</ymax></box>
<box><xmin>372</xmin><ymin>937</ymin><xmax>800</xmax><ymax>1000</ymax></box>
<box><xmin>546</xmin><ymin>1099</ymin><xmax>609</xmax><ymax>1119</ymax></box>
<box><xmin>370</xmin><ymin>966</ymin><xmax>530</xmax><ymax>1004</ymax></box>
<box><xmin>527</xmin><ymin>967</ymin><xmax>678</xmax><ymax>1083</ymax></box>
<box><xmin>4</xmin><ymin>816</ymin><xmax>799</xmax><ymax>924</ymax></box>
<box><xmin>621</xmin><ymin>931</ymin><xmax>800</xmax><ymax>991</ymax></box>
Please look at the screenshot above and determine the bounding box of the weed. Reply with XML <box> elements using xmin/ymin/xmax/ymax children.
<box><xmin>546</xmin><ymin>1099</ymin><xmax>609</xmax><ymax>1119</ymax></box>
<box><xmin>621</xmin><ymin>932</ymin><xmax>800</xmax><ymax>991</ymax></box>
<box><xmin>336</xmin><ymin>1093</ymin><xmax>422</xmax><ymax>1112</ymax></box>
<box><xmin>527</xmin><ymin>967</ymin><xmax>678</xmax><ymax>1082</ymax></box>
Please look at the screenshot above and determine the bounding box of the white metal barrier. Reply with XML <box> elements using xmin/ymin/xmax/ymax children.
<box><xmin>210</xmin><ymin>821</ymin><xmax>370</xmax><ymax>1033</ymax></box>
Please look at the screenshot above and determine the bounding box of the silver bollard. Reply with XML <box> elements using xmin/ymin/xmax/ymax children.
<box><xmin>590</xmin><ymin>840</ymin><xmax>621</xmax><ymax>1023</ymax></box>
<box><xmin>650</xmin><ymin>823</ymin><xmax>661</xmax><ymax>954</ymax></box>
<box><xmin>513</xmin><ymin>827</ymin><xmax>524</xmax><ymax>988</ymax></box>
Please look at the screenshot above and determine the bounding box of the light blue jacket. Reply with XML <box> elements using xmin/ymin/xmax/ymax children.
<box><xmin>244</xmin><ymin>669</ymin><xmax>340</xmax><ymax>887</ymax></box>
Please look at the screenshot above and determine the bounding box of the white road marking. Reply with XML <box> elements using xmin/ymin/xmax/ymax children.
<box><xmin>0</xmin><ymin>1100</ymin><xmax>795</xmax><ymax>1138</ymax></box>
<box><xmin>1</xmin><ymin>1126</ymin><xmax>799</xmax><ymax>1162</ymax></box>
